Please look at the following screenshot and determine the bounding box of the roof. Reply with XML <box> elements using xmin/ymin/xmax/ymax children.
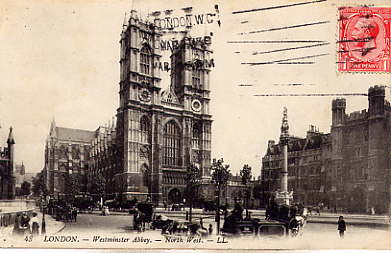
<box><xmin>55</xmin><ymin>127</ymin><xmax>95</xmax><ymax>143</ymax></box>
<box><xmin>266</xmin><ymin>133</ymin><xmax>330</xmax><ymax>156</ymax></box>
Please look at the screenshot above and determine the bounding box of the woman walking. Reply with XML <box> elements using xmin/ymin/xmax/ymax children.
<box><xmin>337</xmin><ymin>216</ymin><xmax>346</xmax><ymax>238</ymax></box>
<box><xmin>30</xmin><ymin>212</ymin><xmax>40</xmax><ymax>236</ymax></box>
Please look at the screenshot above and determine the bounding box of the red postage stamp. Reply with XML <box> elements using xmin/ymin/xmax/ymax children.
<box><xmin>338</xmin><ymin>7</ymin><xmax>391</xmax><ymax>72</ymax></box>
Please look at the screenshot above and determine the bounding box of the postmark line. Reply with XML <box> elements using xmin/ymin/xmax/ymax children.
<box><xmin>242</xmin><ymin>53</ymin><xmax>329</xmax><ymax>65</ymax></box>
<box><xmin>277</xmin><ymin>61</ymin><xmax>315</xmax><ymax>64</ymax></box>
<box><xmin>239</xmin><ymin>21</ymin><xmax>330</xmax><ymax>35</ymax></box>
<box><xmin>253</xmin><ymin>93</ymin><xmax>367</xmax><ymax>97</ymax></box>
<box><xmin>232</xmin><ymin>0</ymin><xmax>327</xmax><ymax>14</ymax></box>
<box><xmin>227</xmin><ymin>40</ymin><xmax>327</xmax><ymax>43</ymax></box>
<box><xmin>252</xmin><ymin>42</ymin><xmax>329</xmax><ymax>55</ymax></box>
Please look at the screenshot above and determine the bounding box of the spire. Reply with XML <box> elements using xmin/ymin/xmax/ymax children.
<box><xmin>122</xmin><ymin>12</ymin><xmax>128</xmax><ymax>31</ymax></box>
<box><xmin>49</xmin><ymin>117</ymin><xmax>57</xmax><ymax>137</ymax></box>
<box><xmin>7</xmin><ymin>127</ymin><xmax>15</xmax><ymax>145</ymax></box>
<box><xmin>279</xmin><ymin>107</ymin><xmax>289</xmax><ymax>144</ymax></box>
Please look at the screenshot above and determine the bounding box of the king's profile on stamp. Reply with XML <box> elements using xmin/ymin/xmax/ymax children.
<box><xmin>338</xmin><ymin>7</ymin><xmax>391</xmax><ymax>72</ymax></box>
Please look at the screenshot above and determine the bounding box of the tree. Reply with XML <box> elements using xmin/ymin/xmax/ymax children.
<box><xmin>32</xmin><ymin>171</ymin><xmax>48</xmax><ymax>197</ymax></box>
<box><xmin>185</xmin><ymin>163</ymin><xmax>201</xmax><ymax>222</ymax></box>
<box><xmin>89</xmin><ymin>174</ymin><xmax>106</xmax><ymax>204</ymax></box>
<box><xmin>211</xmin><ymin>158</ymin><xmax>230</xmax><ymax>234</ymax></box>
<box><xmin>65</xmin><ymin>173</ymin><xmax>80</xmax><ymax>204</ymax></box>
<box><xmin>21</xmin><ymin>181</ymin><xmax>31</xmax><ymax>196</ymax></box>
<box><xmin>240</xmin><ymin>164</ymin><xmax>252</xmax><ymax>217</ymax></box>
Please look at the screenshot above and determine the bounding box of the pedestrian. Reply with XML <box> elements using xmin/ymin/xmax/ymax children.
<box><xmin>12</xmin><ymin>214</ymin><xmax>23</xmax><ymax>237</ymax></box>
<box><xmin>200</xmin><ymin>218</ymin><xmax>206</xmax><ymax>230</ymax></box>
<box><xmin>30</xmin><ymin>212</ymin><xmax>40</xmax><ymax>236</ymax></box>
<box><xmin>20</xmin><ymin>212</ymin><xmax>31</xmax><ymax>236</ymax></box>
<box><xmin>337</xmin><ymin>216</ymin><xmax>346</xmax><ymax>238</ymax></box>
<box><xmin>133</xmin><ymin>208</ymin><xmax>139</xmax><ymax>231</ymax></box>
<box><xmin>72</xmin><ymin>207</ymin><xmax>78</xmax><ymax>222</ymax></box>
<box><xmin>208</xmin><ymin>224</ymin><xmax>213</xmax><ymax>235</ymax></box>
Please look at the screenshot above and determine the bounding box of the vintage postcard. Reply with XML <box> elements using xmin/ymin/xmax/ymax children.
<box><xmin>0</xmin><ymin>0</ymin><xmax>390</xmax><ymax>250</ymax></box>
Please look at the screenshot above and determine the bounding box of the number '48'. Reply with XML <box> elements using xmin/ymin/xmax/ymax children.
<box><xmin>24</xmin><ymin>235</ymin><xmax>32</xmax><ymax>242</ymax></box>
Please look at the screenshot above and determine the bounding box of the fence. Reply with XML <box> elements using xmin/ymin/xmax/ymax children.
<box><xmin>0</xmin><ymin>200</ymin><xmax>36</xmax><ymax>229</ymax></box>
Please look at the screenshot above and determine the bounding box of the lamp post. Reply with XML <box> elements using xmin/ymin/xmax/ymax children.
<box><xmin>240</xmin><ymin>164</ymin><xmax>252</xmax><ymax>218</ymax></box>
<box><xmin>41</xmin><ymin>194</ymin><xmax>47</xmax><ymax>234</ymax></box>
<box><xmin>186</xmin><ymin>163</ymin><xmax>200</xmax><ymax>223</ymax></box>
<box><xmin>68</xmin><ymin>169</ymin><xmax>73</xmax><ymax>205</ymax></box>
<box><xmin>211</xmin><ymin>158</ymin><xmax>230</xmax><ymax>235</ymax></box>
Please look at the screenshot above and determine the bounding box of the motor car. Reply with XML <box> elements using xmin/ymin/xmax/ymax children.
<box><xmin>258</xmin><ymin>220</ymin><xmax>288</xmax><ymax>238</ymax></box>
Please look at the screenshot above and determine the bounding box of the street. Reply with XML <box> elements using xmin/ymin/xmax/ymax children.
<box><xmin>59</xmin><ymin>213</ymin><xmax>135</xmax><ymax>234</ymax></box>
<box><xmin>56</xmin><ymin>213</ymin><xmax>391</xmax><ymax>249</ymax></box>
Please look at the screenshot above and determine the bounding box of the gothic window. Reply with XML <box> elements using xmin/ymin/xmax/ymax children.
<box><xmin>84</xmin><ymin>146</ymin><xmax>90</xmax><ymax>160</ymax></box>
<box><xmin>59</xmin><ymin>145</ymin><xmax>68</xmax><ymax>159</ymax></box>
<box><xmin>140</xmin><ymin>116</ymin><xmax>151</xmax><ymax>144</ymax></box>
<box><xmin>140</xmin><ymin>46</ymin><xmax>152</xmax><ymax>75</ymax></box>
<box><xmin>192</xmin><ymin>69</ymin><xmax>202</xmax><ymax>88</ymax></box>
<box><xmin>163</xmin><ymin>121</ymin><xmax>181</xmax><ymax>166</ymax></box>
<box><xmin>72</xmin><ymin>144</ymin><xmax>80</xmax><ymax>159</ymax></box>
<box><xmin>192</xmin><ymin>123</ymin><xmax>201</xmax><ymax>149</ymax></box>
<box><xmin>167</xmin><ymin>94</ymin><xmax>173</xmax><ymax>103</ymax></box>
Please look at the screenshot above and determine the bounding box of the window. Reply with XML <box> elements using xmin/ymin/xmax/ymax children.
<box><xmin>140</xmin><ymin>46</ymin><xmax>152</xmax><ymax>75</ymax></box>
<box><xmin>140</xmin><ymin>116</ymin><xmax>150</xmax><ymax>144</ymax></box>
<box><xmin>163</xmin><ymin>121</ymin><xmax>181</xmax><ymax>166</ymax></box>
<box><xmin>192</xmin><ymin>123</ymin><xmax>201</xmax><ymax>149</ymax></box>
<box><xmin>192</xmin><ymin>69</ymin><xmax>202</xmax><ymax>88</ymax></box>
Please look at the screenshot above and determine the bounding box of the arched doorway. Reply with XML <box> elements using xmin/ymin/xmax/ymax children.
<box><xmin>168</xmin><ymin>188</ymin><xmax>182</xmax><ymax>204</ymax></box>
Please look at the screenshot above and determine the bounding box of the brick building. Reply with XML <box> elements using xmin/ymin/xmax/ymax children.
<box><xmin>330</xmin><ymin>86</ymin><xmax>391</xmax><ymax>214</ymax></box>
<box><xmin>261</xmin><ymin>86</ymin><xmax>391</xmax><ymax>214</ymax></box>
<box><xmin>261</xmin><ymin>126</ymin><xmax>329</xmax><ymax>207</ymax></box>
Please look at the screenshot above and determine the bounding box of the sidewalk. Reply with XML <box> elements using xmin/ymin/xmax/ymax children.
<box><xmin>0</xmin><ymin>210</ymin><xmax>65</xmax><ymax>237</ymax></box>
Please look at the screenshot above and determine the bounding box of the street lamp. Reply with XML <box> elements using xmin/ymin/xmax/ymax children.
<box><xmin>211</xmin><ymin>158</ymin><xmax>230</xmax><ymax>235</ymax></box>
<box><xmin>41</xmin><ymin>194</ymin><xmax>47</xmax><ymax>234</ymax></box>
<box><xmin>186</xmin><ymin>163</ymin><xmax>200</xmax><ymax>223</ymax></box>
<box><xmin>240</xmin><ymin>164</ymin><xmax>252</xmax><ymax>218</ymax></box>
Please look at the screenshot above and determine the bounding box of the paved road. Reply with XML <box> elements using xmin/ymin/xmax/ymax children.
<box><xmin>58</xmin><ymin>213</ymin><xmax>391</xmax><ymax>249</ymax></box>
<box><xmin>59</xmin><ymin>213</ymin><xmax>135</xmax><ymax>234</ymax></box>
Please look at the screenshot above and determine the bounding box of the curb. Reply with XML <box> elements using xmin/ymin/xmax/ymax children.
<box><xmin>55</xmin><ymin>222</ymin><xmax>66</xmax><ymax>234</ymax></box>
<box><xmin>306</xmin><ymin>219</ymin><xmax>390</xmax><ymax>227</ymax></box>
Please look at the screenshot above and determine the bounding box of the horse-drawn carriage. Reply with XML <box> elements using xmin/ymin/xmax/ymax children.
<box><xmin>222</xmin><ymin>202</ymin><xmax>306</xmax><ymax>238</ymax></box>
<box><xmin>133</xmin><ymin>202</ymin><xmax>154</xmax><ymax>231</ymax></box>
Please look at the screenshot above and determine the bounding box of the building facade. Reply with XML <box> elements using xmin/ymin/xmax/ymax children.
<box><xmin>262</xmin><ymin>126</ymin><xmax>329</xmax><ymax>207</ymax></box>
<box><xmin>261</xmin><ymin>86</ymin><xmax>391</xmax><ymax>214</ymax></box>
<box><xmin>114</xmin><ymin>11</ymin><xmax>213</xmax><ymax>205</ymax></box>
<box><xmin>44</xmin><ymin>120</ymin><xmax>94</xmax><ymax>196</ymax></box>
<box><xmin>0</xmin><ymin>127</ymin><xmax>15</xmax><ymax>199</ymax></box>
<box><xmin>330</xmin><ymin>86</ymin><xmax>391</xmax><ymax>214</ymax></box>
<box><xmin>88</xmin><ymin>122</ymin><xmax>120</xmax><ymax>199</ymax></box>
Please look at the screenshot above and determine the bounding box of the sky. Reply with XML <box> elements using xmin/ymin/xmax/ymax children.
<box><xmin>0</xmin><ymin>0</ymin><xmax>389</xmax><ymax>178</ymax></box>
